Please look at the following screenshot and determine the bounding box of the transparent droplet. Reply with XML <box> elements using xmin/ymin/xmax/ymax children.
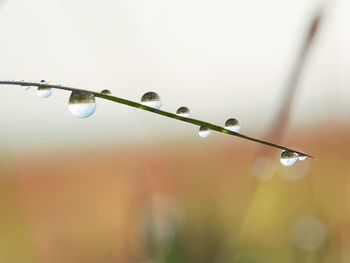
<box><xmin>280</xmin><ymin>150</ymin><xmax>298</xmax><ymax>167</ymax></box>
<box><xmin>21</xmin><ymin>85</ymin><xmax>31</xmax><ymax>91</ymax></box>
<box><xmin>101</xmin><ymin>89</ymin><xmax>112</xmax><ymax>95</ymax></box>
<box><xmin>176</xmin><ymin>106</ymin><xmax>191</xmax><ymax>118</ymax></box>
<box><xmin>19</xmin><ymin>80</ymin><xmax>30</xmax><ymax>91</ymax></box>
<box><xmin>298</xmin><ymin>155</ymin><xmax>307</xmax><ymax>161</ymax></box>
<box><xmin>291</xmin><ymin>215</ymin><xmax>327</xmax><ymax>251</ymax></box>
<box><xmin>68</xmin><ymin>91</ymin><xmax>96</xmax><ymax>118</ymax></box>
<box><xmin>37</xmin><ymin>86</ymin><xmax>52</xmax><ymax>98</ymax></box>
<box><xmin>225</xmin><ymin>118</ymin><xmax>241</xmax><ymax>132</ymax></box>
<box><xmin>141</xmin><ymin>92</ymin><xmax>162</xmax><ymax>109</ymax></box>
<box><xmin>198</xmin><ymin>126</ymin><xmax>211</xmax><ymax>138</ymax></box>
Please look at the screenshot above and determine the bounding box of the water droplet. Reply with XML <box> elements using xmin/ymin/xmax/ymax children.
<box><xmin>298</xmin><ymin>155</ymin><xmax>307</xmax><ymax>161</ymax></box>
<box><xmin>68</xmin><ymin>91</ymin><xmax>96</xmax><ymax>118</ymax></box>
<box><xmin>176</xmin><ymin>106</ymin><xmax>191</xmax><ymax>118</ymax></box>
<box><xmin>101</xmin><ymin>89</ymin><xmax>112</xmax><ymax>95</ymax></box>
<box><xmin>225</xmin><ymin>118</ymin><xmax>241</xmax><ymax>132</ymax></box>
<box><xmin>141</xmin><ymin>92</ymin><xmax>162</xmax><ymax>109</ymax></box>
<box><xmin>21</xmin><ymin>85</ymin><xmax>31</xmax><ymax>91</ymax></box>
<box><xmin>37</xmin><ymin>86</ymin><xmax>52</xmax><ymax>98</ymax></box>
<box><xmin>198</xmin><ymin>126</ymin><xmax>211</xmax><ymax>138</ymax></box>
<box><xmin>19</xmin><ymin>80</ymin><xmax>30</xmax><ymax>91</ymax></box>
<box><xmin>280</xmin><ymin>150</ymin><xmax>298</xmax><ymax>167</ymax></box>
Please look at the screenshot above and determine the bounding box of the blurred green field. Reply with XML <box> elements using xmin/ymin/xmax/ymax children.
<box><xmin>0</xmin><ymin>127</ymin><xmax>349</xmax><ymax>263</ymax></box>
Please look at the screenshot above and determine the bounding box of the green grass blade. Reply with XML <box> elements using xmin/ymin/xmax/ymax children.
<box><xmin>0</xmin><ymin>80</ymin><xmax>314</xmax><ymax>158</ymax></box>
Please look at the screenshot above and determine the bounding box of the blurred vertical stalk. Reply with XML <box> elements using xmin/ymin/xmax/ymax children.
<box><xmin>264</xmin><ymin>7</ymin><xmax>324</xmax><ymax>151</ymax></box>
<box><xmin>238</xmin><ymin>4</ymin><xmax>328</xmax><ymax>246</ymax></box>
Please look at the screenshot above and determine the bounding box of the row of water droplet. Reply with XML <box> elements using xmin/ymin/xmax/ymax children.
<box><xmin>32</xmin><ymin>84</ymin><xmax>242</xmax><ymax>136</ymax></box>
<box><xmin>280</xmin><ymin>150</ymin><xmax>307</xmax><ymax>167</ymax></box>
<box><xmin>22</xmin><ymin>82</ymin><xmax>305</xmax><ymax>167</ymax></box>
<box><xmin>140</xmin><ymin>91</ymin><xmax>241</xmax><ymax>136</ymax></box>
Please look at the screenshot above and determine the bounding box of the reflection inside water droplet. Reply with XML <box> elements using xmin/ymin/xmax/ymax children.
<box><xmin>68</xmin><ymin>91</ymin><xmax>96</xmax><ymax>118</ymax></box>
<box><xmin>280</xmin><ymin>150</ymin><xmax>298</xmax><ymax>167</ymax></box>
<box><xmin>198</xmin><ymin>126</ymin><xmax>211</xmax><ymax>138</ymax></box>
<box><xmin>176</xmin><ymin>106</ymin><xmax>191</xmax><ymax>118</ymax></box>
<box><xmin>225</xmin><ymin>118</ymin><xmax>241</xmax><ymax>132</ymax></box>
<box><xmin>141</xmin><ymin>92</ymin><xmax>162</xmax><ymax>109</ymax></box>
<box><xmin>101</xmin><ymin>89</ymin><xmax>112</xmax><ymax>95</ymax></box>
<box><xmin>37</xmin><ymin>86</ymin><xmax>52</xmax><ymax>98</ymax></box>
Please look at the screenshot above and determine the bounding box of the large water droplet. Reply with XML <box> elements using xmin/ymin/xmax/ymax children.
<box><xmin>298</xmin><ymin>154</ymin><xmax>307</xmax><ymax>161</ymax></box>
<box><xmin>198</xmin><ymin>126</ymin><xmax>211</xmax><ymax>138</ymax></box>
<box><xmin>68</xmin><ymin>91</ymin><xmax>96</xmax><ymax>118</ymax></box>
<box><xmin>225</xmin><ymin>118</ymin><xmax>241</xmax><ymax>132</ymax></box>
<box><xmin>37</xmin><ymin>86</ymin><xmax>52</xmax><ymax>98</ymax></box>
<box><xmin>176</xmin><ymin>106</ymin><xmax>191</xmax><ymax>118</ymax></box>
<box><xmin>280</xmin><ymin>150</ymin><xmax>298</xmax><ymax>167</ymax></box>
<box><xmin>101</xmin><ymin>89</ymin><xmax>112</xmax><ymax>95</ymax></box>
<box><xmin>141</xmin><ymin>92</ymin><xmax>162</xmax><ymax>109</ymax></box>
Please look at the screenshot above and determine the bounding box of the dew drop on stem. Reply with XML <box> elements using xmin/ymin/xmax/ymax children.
<box><xmin>21</xmin><ymin>85</ymin><xmax>31</xmax><ymax>91</ymax></box>
<box><xmin>68</xmin><ymin>91</ymin><xmax>96</xmax><ymax>118</ymax></box>
<box><xmin>198</xmin><ymin>126</ymin><xmax>211</xmax><ymax>138</ymax></box>
<box><xmin>37</xmin><ymin>86</ymin><xmax>52</xmax><ymax>98</ymax></box>
<box><xmin>225</xmin><ymin>118</ymin><xmax>241</xmax><ymax>133</ymax></box>
<box><xmin>280</xmin><ymin>150</ymin><xmax>298</xmax><ymax>167</ymax></box>
<box><xmin>101</xmin><ymin>89</ymin><xmax>112</xmax><ymax>95</ymax></box>
<box><xmin>176</xmin><ymin>106</ymin><xmax>191</xmax><ymax>118</ymax></box>
<box><xmin>298</xmin><ymin>154</ymin><xmax>307</xmax><ymax>161</ymax></box>
<box><xmin>141</xmin><ymin>92</ymin><xmax>162</xmax><ymax>109</ymax></box>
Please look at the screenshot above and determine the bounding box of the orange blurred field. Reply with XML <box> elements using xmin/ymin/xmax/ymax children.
<box><xmin>1</xmin><ymin>126</ymin><xmax>349</xmax><ymax>263</ymax></box>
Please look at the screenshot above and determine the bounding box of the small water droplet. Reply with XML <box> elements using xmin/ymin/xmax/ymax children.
<box><xmin>141</xmin><ymin>92</ymin><xmax>162</xmax><ymax>109</ymax></box>
<box><xmin>20</xmin><ymin>80</ymin><xmax>30</xmax><ymax>91</ymax></box>
<box><xmin>21</xmin><ymin>85</ymin><xmax>31</xmax><ymax>91</ymax></box>
<box><xmin>176</xmin><ymin>106</ymin><xmax>191</xmax><ymax>118</ymax></box>
<box><xmin>37</xmin><ymin>86</ymin><xmax>52</xmax><ymax>98</ymax></box>
<box><xmin>101</xmin><ymin>89</ymin><xmax>112</xmax><ymax>95</ymax></box>
<box><xmin>280</xmin><ymin>150</ymin><xmax>298</xmax><ymax>167</ymax></box>
<box><xmin>198</xmin><ymin>126</ymin><xmax>211</xmax><ymax>138</ymax></box>
<box><xmin>68</xmin><ymin>91</ymin><xmax>96</xmax><ymax>118</ymax></box>
<box><xmin>298</xmin><ymin>155</ymin><xmax>307</xmax><ymax>161</ymax></box>
<box><xmin>225</xmin><ymin>118</ymin><xmax>241</xmax><ymax>132</ymax></box>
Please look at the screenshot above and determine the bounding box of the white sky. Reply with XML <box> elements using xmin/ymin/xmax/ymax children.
<box><xmin>0</xmin><ymin>0</ymin><xmax>348</xmax><ymax>150</ymax></box>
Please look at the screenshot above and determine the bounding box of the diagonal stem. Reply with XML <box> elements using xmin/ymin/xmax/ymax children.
<box><xmin>0</xmin><ymin>80</ymin><xmax>314</xmax><ymax>158</ymax></box>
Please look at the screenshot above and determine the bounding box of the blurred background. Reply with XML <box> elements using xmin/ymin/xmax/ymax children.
<box><xmin>0</xmin><ymin>0</ymin><xmax>349</xmax><ymax>262</ymax></box>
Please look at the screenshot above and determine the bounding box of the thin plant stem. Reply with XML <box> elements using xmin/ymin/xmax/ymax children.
<box><xmin>264</xmin><ymin>7</ymin><xmax>324</xmax><ymax>149</ymax></box>
<box><xmin>0</xmin><ymin>80</ymin><xmax>313</xmax><ymax>158</ymax></box>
